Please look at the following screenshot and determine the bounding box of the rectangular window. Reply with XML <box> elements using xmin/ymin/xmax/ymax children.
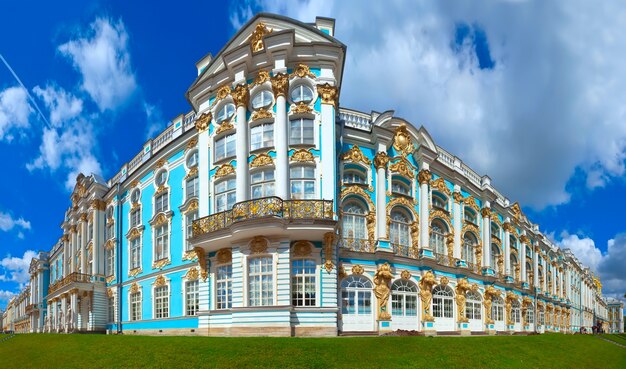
<box><xmin>289</xmin><ymin>118</ymin><xmax>314</xmax><ymax>145</ymax></box>
<box><xmin>106</xmin><ymin>222</ymin><xmax>115</xmax><ymax>240</ymax></box>
<box><xmin>130</xmin><ymin>238</ymin><xmax>141</xmax><ymax>270</ymax></box>
<box><xmin>108</xmin><ymin>297</ymin><xmax>115</xmax><ymax>323</ymax></box>
<box><xmin>248</xmin><ymin>257</ymin><xmax>273</xmax><ymax>307</ymax></box>
<box><xmin>154</xmin><ymin>224</ymin><xmax>169</xmax><ymax>261</ymax></box>
<box><xmin>155</xmin><ymin>193</ymin><xmax>169</xmax><ymax>214</ymax></box>
<box><xmin>186</xmin><ymin>176</ymin><xmax>199</xmax><ymax>200</ymax></box>
<box><xmin>216</xmin><ymin>264</ymin><xmax>232</xmax><ymax>309</ymax></box>
<box><xmin>215</xmin><ymin>178</ymin><xmax>236</xmax><ymax>212</ymax></box>
<box><xmin>88</xmin><ymin>223</ymin><xmax>94</xmax><ymax>241</ymax></box>
<box><xmin>106</xmin><ymin>248</ymin><xmax>115</xmax><ymax>277</ymax></box>
<box><xmin>290</xmin><ymin>166</ymin><xmax>315</xmax><ymax>199</ymax></box>
<box><xmin>250</xmin><ymin>123</ymin><xmax>274</xmax><ymax>151</ymax></box>
<box><xmin>154</xmin><ymin>286</ymin><xmax>169</xmax><ymax>319</ymax></box>
<box><xmin>185</xmin><ymin>280</ymin><xmax>199</xmax><ymax>316</ymax></box>
<box><xmin>185</xmin><ymin>211</ymin><xmax>198</xmax><ymax>251</ymax></box>
<box><xmin>130</xmin><ymin>292</ymin><xmax>141</xmax><ymax>321</ymax></box>
<box><xmin>251</xmin><ymin>169</ymin><xmax>275</xmax><ymax>199</ymax></box>
<box><xmin>130</xmin><ymin>209</ymin><xmax>141</xmax><ymax>228</ymax></box>
<box><xmin>215</xmin><ymin>134</ymin><xmax>236</xmax><ymax>161</ymax></box>
<box><xmin>291</xmin><ymin>259</ymin><xmax>316</xmax><ymax>307</ymax></box>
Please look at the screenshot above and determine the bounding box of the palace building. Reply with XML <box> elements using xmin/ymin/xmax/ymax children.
<box><xmin>2</xmin><ymin>13</ymin><xmax>617</xmax><ymax>336</ymax></box>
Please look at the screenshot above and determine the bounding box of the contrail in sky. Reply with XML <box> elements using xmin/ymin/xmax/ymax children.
<box><xmin>0</xmin><ymin>53</ymin><xmax>50</xmax><ymax>128</ymax></box>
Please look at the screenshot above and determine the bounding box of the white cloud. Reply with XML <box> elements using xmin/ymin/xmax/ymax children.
<box><xmin>0</xmin><ymin>250</ymin><xmax>36</xmax><ymax>287</ymax></box>
<box><xmin>32</xmin><ymin>84</ymin><xmax>82</xmax><ymax>127</ymax></box>
<box><xmin>239</xmin><ymin>0</ymin><xmax>626</xmax><ymax>209</ymax></box>
<box><xmin>143</xmin><ymin>102</ymin><xmax>166</xmax><ymax>140</ymax></box>
<box><xmin>0</xmin><ymin>211</ymin><xmax>31</xmax><ymax>233</ymax></box>
<box><xmin>556</xmin><ymin>231</ymin><xmax>603</xmax><ymax>272</ymax></box>
<box><xmin>58</xmin><ymin>17</ymin><xmax>137</xmax><ymax>112</ymax></box>
<box><xmin>0</xmin><ymin>86</ymin><xmax>32</xmax><ymax>142</ymax></box>
<box><xmin>0</xmin><ymin>290</ymin><xmax>15</xmax><ymax>304</ymax></box>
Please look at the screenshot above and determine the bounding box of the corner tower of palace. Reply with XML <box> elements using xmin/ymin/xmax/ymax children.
<box><xmin>4</xmin><ymin>13</ymin><xmax>613</xmax><ymax>336</ymax></box>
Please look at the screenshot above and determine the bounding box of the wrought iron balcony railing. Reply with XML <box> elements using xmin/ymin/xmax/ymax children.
<box><xmin>392</xmin><ymin>243</ymin><xmax>419</xmax><ymax>258</ymax></box>
<box><xmin>434</xmin><ymin>252</ymin><xmax>455</xmax><ymax>267</ymax></box>
<box><xmin>339</xmin><ymin>238</ymin><xmax>375</xmax><ymax>253</ymax></box>
<box><xmin>192</xmin><ymin>197</ymin><xmax>334</xmax><ymax>237</ymax></box>
<box><xmin>466</xmin><ymin>261</ymin><xmax>481</xmax><ymax>274</ymax></box>
<box><xmin>48</xmin><ymin>272</ymin><xmax>93</xmax><ymax>294</ymax></box>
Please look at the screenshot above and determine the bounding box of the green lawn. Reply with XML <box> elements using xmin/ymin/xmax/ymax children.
<box><xmin>602</xmin><ymin>334</ymin><xmax>626</xmax><ymax>346</ymax></box>
<box><xmin>1</xmin><ymin>333</ymin><xmax>624</xmax><ymax>369</ymax></box>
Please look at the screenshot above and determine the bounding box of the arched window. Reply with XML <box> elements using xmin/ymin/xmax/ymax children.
<box><xmin>511</xmin><ymin>299</ymin><xmax>521</xmax><ymax>323</ymax></box>
<box><xmin>290</xmin><ymin>85</ymin><xmax>314</xmax><ymax>104</ymax></box>
<box><xmin>432</xmin><ymin>285</ymin><xmax>454</xmax><ymax>318</ymax></box>
<box><xmin>186</xmin><ymin>149</ymin><xmax>199</xmax><ymax>169</ymax></box>
<box><xmin>251</xmin><ymin>90</ymin><xmax>273</xmax><ymax>110</ymax></box>
<box><xmin>391</xmin><ymin>177</ymin><xmax>410</xmax><ymax>196</ymax></box>
<box><xmin>341</xmin><ymin>275</ymin><xmax>373</xmax><ymax>315</ymax></box>
<box><xmin>389</xmin><ymin>208</ymin><xmax>411</xmax><ymax>252</ymax></box>
<box><xmin>464</xmin><ymin>208</ymin><xmax>477</xmax><ymax>224</ymax></box>
<box><xmin>432</xmin><ymin>193</ymin><xmax>447</xmax><ymax>210</ymax></box>
<box><xmin>343</xmin><ymin>168</ymin><xmax>366</xmax><ymax>185</ymax></box>
<box><xmin>430</xmin><ymin>219</ymin><xmax>447</xmax><ymax>255</ymax></box>
<box><xmin>155</xmin><ymin>169</ymin><xmax>168</xmax><ymax>187</ymax></box>
<box><xmin>492</xmin><ymin>295</ymin><xmax>504</xmax><ymax>321</ymax></box>
<box><xmin>342</xmin><ymin>201</ymin><xmax>367</xmax><ymax>240</ymax></box>
<box><xmin>491</xmin><ymin>244</ymin><xmax>500</xmax><ymax>273</ymax></box>
<box><xmin>463</xmin><ymin>233</ymin><xmax>477</xmax><ymax>264</ymax></box>
<box><xmin>216</xmin><ymin>103</ymin><xmax>235</xmax><ymax>124</ymax></box>
<box><xmin>391</xmin><ymin>279</ymin><xmax>418</xmax><ymax>317</ymax></box>
<box><xmin>465</xmin><ymin>291</ymin><xmax>482</xmax><ymax>320</ymax></box>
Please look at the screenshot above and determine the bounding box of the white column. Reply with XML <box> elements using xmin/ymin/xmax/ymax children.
<box><xmin>319</xmin><ymin>93</ymin><xmax>337</xmax><ymax>206</ymax></box>
<box><xmin>452</xmin><ymin>190</ymin><xmax>462</xmax><ymax>259</ymax></box>
<box><xmin>81</xmin><ymin>220</ymin><xmax>88</xmax><ymax>273</ymax></box>
<box><xmin>197</xmin><ymin>113</ymin><xmax>210</xmax><ymax>217</ymax></box>
<box><xmin>70</xmin><ymin>292</ymin><xmax>77</xmax><ymax>331</ymax></box>
<box><xmin>482</xmin><ymin>206</ymin><xmax>491</xmax><ymax>269</ymax></box>
<box><xmin>233</xmin><ymin>84</ymin><xmax>249</xmax><ymax>203</ymax></box>
<box><xmin>61</xmin><ymin>296</ymin><xmax>67</xmax><ymax>331</ymax></box>
<box><xmin>375</xmin><ymin>151</ymin><xmax>388</xmax><ymax>240</ymax></box>
<box><xmin>533</xmin><ymin>244</ymin><xmax>539</xmax><ymax>289</ymax></box>
<box><xmin>543</xmin><ymin>259</ymin><xmax>547</xmax><ymax>291</ymax></box>
<box><xmin>92</xmin><ymin>206</ymin><xmax>100</xmax><ymax>276</ymax></box>
<box><xmin>273</xmin><ymin>75</ymin><xmax>289</xmax><ymax>200</ymax></box>
<box><xmin>552</xmin><ymin>266</ymin><xmax>557</xmax><ymax>295</ymax></box>
<box><xmin>70</xmin><ymin>229</ymin><xmax>77</xmax><ymax>274</ymax></box>
<box><xmin>418</xmin><ymin>167</ymin><xmax>430</xmax><ymax>250</ymax></box>
<box><xmin>520</xmin><ymin>240</ymin><xmax>526</xmax><ymax>283</ymax></box>
<box><xmin>504</xmin><ymin>222</ymin><xmax>511</xmax><ymax>276</ymax></box>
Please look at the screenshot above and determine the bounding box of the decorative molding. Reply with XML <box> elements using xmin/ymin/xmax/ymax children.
<box><xmin>290</xmin><ymin>64</ymin><xmax>316</xmax><ymax>79</ymax></box>
<box><xmin>373</xmin><ymin>152</ymin><xmax>390</xmax><ymax>170</ymax></box>
<box><xmin>291</xmin><ymin>102</ymin><xmax>312</xmax><ymax>114</ymax></box>
<box><xmin>185</xmin><ymin>267</ymin><xmax>199</xmax><ymax>281</ymax></box>
<box><xmin>430</xmin><ymin>177</ymin><xmax>451</xmax><ymax>196</ymax></box>
<box><xmin>250</xmin><ymin>153</ymin><xmax>274</xmax><ymax>168</ymax></box>
<box><xmin>271</xmin><ymin>73</ymin><xmax>289</xmax><ymax>97</ymax></box>
<box><xmin>341</xmin><ymin>185</ymin><xmax>375</xmax><ymax>211</ymax></box>
<box><xmin>316</xmin><ymin>83</ymin><xmax>338</xmax><ymax>107</ymax></box>
<box><xmin>417</xmin><ymin>169</ymin><xmax>431</xmax><ymax>185</ymax></box>
<box><xmin>155</xmin><ymin>158</ymin><xmax>167</xmax><ymax>168</ymax></box>
<box><xmin>389</xmin><ymin>157</ymin><xmax>414</xmax><ymax>179</ymax></box>
<box><xmin>290</xmin><ymin>148</ymin><xmax>315</xmax><ymax>162</ymax></box>
<box><xmin>129</xmin><ymin>268</ymin><xmax>142</xmax><ymax>278</ymax></box>
<box><xmin>186</xmin><ymin>137</ymin><xmax>198</xmax><ymax>151</ymax></box>
<box><xmin>253</xmin><ymin>70</ymin><xmax>270</xmax><ymax>86</ymax></box>
<box><xmin>130</xmin><ymin>282</ymin><xmax>140</xmax><ymax>293</ymax></box>
<box><xmin>194</xmin><ymin>247</ymin><xmax>208</xmax><ymax>281</ymax></box>
<box><xmin>250</xmin><ymin>22</ymin><xmax>272</xmax><ymax>52</ymax></box>
<box><xmin>323</xmin><ymin>232</ymin><xmax>335</xmax><ymax>272</ymax></box>
<box><xmin>215</xmin><ymin>85</ymin><xmax>231</xmax><ymax>102</ymax></box>
<box><xmin>292</xmin><ymin>241</ymin><xmax>313</xmax><ymax>257</ymax></box>
<box><xmin>90</xmin><ymin>199</ymin><xmax>106</xmax><ymax>211</ymax></box>
<box><xmin>231</xmin><ymin>84</ymin><xmax>249</xmax><ymax>108</ymax></box>
<box><xmin>182</xmin><ymin>249</ymin><xmax>198</xmax><ymax>261</ymax></box>
<box><xmin>351</xmin><ymin>264</ymin><xmax>364</xmax><ymax>275</ymax></box>
<box><xmin>126</xmin><ymin>228</ymin><xmax>142</xmax><ymax>241</ymax></box>
<box><xmin>440</xmin><ymin>276</ymin><xmax>449</xmax><ymax>286</ymax></box>
<box><xmin>250</xmin><ymin>236</ymin><xmax>268</xmax><ymax>254</ymax></box>
<box><xmin>418</xmin><ymin>271</ymin><xmax>437</xmax><ymax>322</ymax></box>
<box><xmin>216</xmin><ymin>248</ymin><xmax>232</xmax><ymax>264</ymax></box>
<box><xmin>215</xmin><ymin>120</ymin><xmax>235</xmax><ymax>135</ymax></box>
<box><xmin>373</xmin><ymin>263</ymin><xmax>393</xmax><ymax>320</ymax></box>
<box><xmin>152</xmin><ymin>259</ymin><xmax>171</xmax><ymax>270</ymax></box>
<box><xmin>481</xmin><ymin>207</ymin><xmax>491</xmax><ymax>218</ymax></box>
<box><xmin>153</xmin><ymin>275</ymin><xmax>166</xmax><ymax>287</ymax></box>
<box><xmin>251</xmin><ymin>108</ymin><xmax>273</xmax><ymax>121</ymax></box>
<box><xmin>392</xmin><ymin>123</ymin><xmax>414</xmax><ymax>156</ymax></box>
<box><xmin>215</xmin><ymin>163</ymin><xmax>235</xmax><ymax>178</ymax></box>
<box><xmin>400</xmin><ymin>270</ymin><xmax>412</xmax><ymax>280</ymax></box>
<box><xmin>185</xmin><ymin>167</ymin><xmax>198</xmax><ymax>180</ymax></box>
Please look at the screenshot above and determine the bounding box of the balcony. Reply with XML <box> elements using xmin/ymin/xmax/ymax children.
<box><xmin>339</xmin><ymin>238</ymin><xmax>375</xmax><ymax>253</ymax></box>
<box><xmin>191</xmin><ymin>197</ymin><xmax>335</xmax><ymax>251</ymax></box>
<box><xmin>48</xmin><ymin>272</ymin><xmax>93</xmax><ymax>295</ymax></box>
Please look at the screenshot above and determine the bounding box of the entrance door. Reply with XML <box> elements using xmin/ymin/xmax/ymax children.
<box><xmin>391</xmin><ymin>279</ymin><xmax>419</xmax><ymax>331</ymax></box>
<box><xmin>340</xmin><ymin>275</ymin><xmax>374</xmax><ymax>332</ymax></box>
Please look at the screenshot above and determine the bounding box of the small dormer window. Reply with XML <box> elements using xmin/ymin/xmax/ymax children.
<box><xmin>290</xmin><ymin>85</ymin><xmax>314</xmax><ymax>104</ymax></box>
<box><xmin>251</xmin><ymin>90</ymin><xmax>273</xmax><ymax>110</ymax></box>
<box><xmin>216</xmin><ymin>103</ymin><xmax>235</xmax><ymax>124</ymax></box>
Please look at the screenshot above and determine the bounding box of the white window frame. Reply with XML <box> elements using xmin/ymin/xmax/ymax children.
<box><xmin>291</xmin><ymin>258</ymin><xmax>317</xmax><ymax>307</ymax></box>
<box><xmin>130</xmin><ymin>208</ymin><xmax>141</xmax><ymax>228</ymax></box>
<box><xmin>215</xmin><ymin>263</ymin><xmax>233</xmax><ymax>310</ymax></box>
<box><xmin>290</xmin><ymin>165</ymin><xmax>316</xmax><ymax>200</ymax></box>
<box><xmin>184</xmin><ymin>279</ymin><xmax>199</xmax><ymax>316</ymax></box>
<box><xmin>154</xmin><ymin>192</ymin><xmax>169</xmax><ymax>214</ymax></box>
<box><xmin>289</xmin><ymin>84</ymin><xmax>314</xmax><ymax>105</ymax></box>
<box><xmin>130</xmin><ymin>291</ymin><xmax>142</xmax><ymax>321</ymax></box>
<box><xmin>250</xmin><ymin>89</ymin><xmax>274</xmax><ymax>110</ymax></box>
<box><xmin>154</xmin><ymin>223</ymin><xmax>169</xmax><ymax>262</ymax></box>
<box><xmin>247</xmin><ymin>255</ymin><xmax>274</xmax><ymax>307</ymax></box>
<box><xmin>465</xmin><ymin>291</ymin><xmax>482</xmax><ymax>320</ymax></box>
<box><xmin>153</xmin><ymin>284</ymin><xmax>170</xmax><ymax>319</ymax></box>
<box><xmin>250</xmin><ymin>168</ymin><xmax>275</xmax><ymax>199</ymax></box>
<box><xmin>391</xmin><ymin>279</ymin><xmax>418</xmax><ymax>317</ymax></box>
<box><xmin>106</xmin><ymin>248</ymin><xmax>115</xmax><ymax>277</ymax></box>
<box><xmin>130</xmin><ymin>237</ymin><xmax>141</xmax><ymax>270</ymax></box>
<box><xmin>432</xmin><ymin>285</ymin><xmax>454</xmax><ymax>318</ymax></box>
<box><xmin>250</xmin><ymin>122</ymin><xmax>274</xmax><ymax>151</ymax></box>
<box><xmin>289</xmin><ymin>118</ymin><xmax>314</xmax><ymax>145</ymax></box>
<box><xmin>215</xmin><ymin>102</ymin><xmax>235</xmax><ymax>124</ymax></box>
<box><xmin>214</xmin><ymin>133</ymin><xmax>236</xmax><ymax>162</ymax></box>
<box><xmin>184</xmin><ymin>211</ymin><xmax>198</xmax><ymax>252</ymax></box>
<box><xmin>215</xmin><ymin>177</ymin><xmax>236</xmax><ymax>212</ymax></box>
<box><xmin>185</xmin><ymin>175</ymin><xmax>199</xmax><ymax>201</ymax></box>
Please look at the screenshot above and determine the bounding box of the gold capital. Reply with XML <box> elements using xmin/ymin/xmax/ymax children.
<box><xmin>271</xmin><ymin>73</ymin><xmax>289</xmax><ymax>98</ymax></box>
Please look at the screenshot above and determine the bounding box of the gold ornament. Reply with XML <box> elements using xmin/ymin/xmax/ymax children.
<box><xmin>373</xmin><ymin>263</ymin><xmax>393</xmax><ymax>320</ymax></box>
<box><xmin>194</xmin><ymin>247</ymin><xmax>208</xmax><ymax>281</ymax></box>
<box><xmin>389</xmin><ymin>157</ymin><xmax>414</xmax><ymax>179</ymax></box>
<box><xmin>185</xmin><ymin>267</ymin><xmax>199</xmax><ymax>281</ymax></box>
<box><xmin>186</xmin><ymin>137</ymin><xmax>198</xmax><ymax>151</ymax></box>
<box><xmin>251</xmin><ymin>109</ymin><xmax>273</xmax><ymax>121</ymax></box>
<box><xmin>215</xmin><ymin>85</ymin><xmax>231</xmax><ymax>102</ymax></box>
<box><xmin>231</xmin><ymin>84</ymin><xmax>249</xmax><ymax>108</ymax></box>
<box><xmin>317</xmin><ymin>83</ymin><xmax>338</xmax><ymax>107</ymax></box>
<box><xmin>341</xmin><ymin>185</ymin><xmax>375</xmax><ymax>211</ymax></box>
<box><xmin>216</xmin><ymin>248</ymin><xmax>232</xmax><ymax>264</ymax></box>
<box><xmin>250</xmin><ymin>236</ymin><xmax>269</xmax><ymax>254</ymax></box>
<box><xmin>195</xmin><ymin>112</ymin><xmax>212</xmax><ymax>132</ymax></box>
<box><xmin>419</xmin><ymin>271</ymin><xmax>437</xmax><ymax>322</ymax></box>
<box><xmin>373</xmin><ymin>152</ymin><xmax>390</xmax><ymax>169</ymax></box>
<box><xmin>214</xmin><ymin>163</ymin><xmax>235</xmax><ymax>178</ymax></box>
<box><xmin>250</xmin><ymin>153</ymin><xmax>274</xmax><ymax>168</ymax></box>
<box><xmin>341</xmin><ymin>145</ymin><xmax>371</xmax><ymax>165</ymax></box>
<box><xmin>430</xmin><ymin>177</ymin><xmax>451</xmax><ymax>196</ymax></box>
<box><xmin>271</xmin><ymin>73</ymin><xmax>289</xmax><ymax>97</ymax></box>
<box><xmin>417</xmin><ymin>169</ymin><xmax>431</xmax><ymax>185</ymax></box>
<box><xmin>290</xmin><ymin>148</ymin><xmax>315</xmax><ymax>162</ymax></box>
<box><xmin>400</xmin><ymin>270</ymin><xmax>412</xmax><ymax>280</ymax></box>
<box><xmin>153</xmin><ymin>275</ymin><xmax>166</xmax><ymax>287</ymax></box>
<box><xmin>291</xmin><ymin>102</ymin><xmax>312</xmax><ymax>114</ymax></box>
<box><xmin>440</xmin><ymin>276</ymin><xmax>449</xmax><ymax>286</ymax></box>
<box><xmin>323</xmin><ymin>232</ymin><xmax>335</xmax><ymax>272</ymax></box>
<box><xmin>290</xmin><ymin>64</ymin><xmax>316</xmax><ymax>79</ymax></box>
<box><xmin>351</xmin><ymin>264</ymin><xmax>364</xmax><ymax>275</ymax></box>
<box><xmin>130</xmin><ymin>282</ymin><xmax>140</xmax><ymax>293</ymax></box>
<box><xmin>250</xmin><ymin>22</ymin><xmax>272</xmax><ymax>53</ymax></box>
<box><xmin>455</xmin><ymin>278</ymin><xmax>471</xmax><ymax>323</ymax></box>
<box><xmin>254</xmin><ymin>70</ymin><xmax>270</xmax><ymax>86</ymax></box>
<box><xmin>481</xmin><ymin>207</ymin><xmax>491</xmax><ymax>218</ymax></box>
<box><xmin>215</xmin><ymin>120</ymin><xmax>235</xmax><ymax>135</ymax></box>
<box><xmin>292</xmin><ymin>241</ymin><xmax>313</xmax><ymax>257</ymax></box>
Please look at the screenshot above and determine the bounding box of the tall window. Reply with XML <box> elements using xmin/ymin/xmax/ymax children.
<box><xmin>185</xmin><ymin>211</ymin><xmax>198</xmax><ymax>252</ymax></box>
<box><xmin>155</xmin><ymin>170</ymin><xmax>168</xmax><ymax>187</ymax></box>
<box><xmin>154</xmin><ymin>224</ymin><xmax>169</xmax><ymax>261</ymax></box>
<box><xmin>432</xmin><ymin>285</ymin><xmax>454</xmax><ymax>318</ymax></box>
<box><xmin>390</xmin><ymin>209</ymin><xmax>411</xmax><ymax>251</ymax></box>
<box><xmin>251</xmin><ymin>90</ymin><xmax>273</xmax><ymax>110</ymax></box>
<box><xmin>130</xmin><ymin>292</ymin><xmax>141</xmax><ymax>321</ymax></box>
<box><xmin>108</xmin><ymin>297</ymin><xmax>115</xmax><ymax>323</ymax></box>
<box><xmin>290</xmin><ymin>166</ymin><xmax>315</xmax><ymax>199</ymax></box>
<box><xmin>154</xmin><ymin>285</ymin><xmax>169</xmax><ymax>319</ymax></box>
<box><xmin>251</xmin><ymin>169</ymin><xmax>275</xmax><ymax>199</ymax></box>
<box><xmin>248</xmin><ymin>257</ymin><xmax>273</xmax><ymax>307</ymax></box>
<box><xmin>526</xmin><ymin>263</ymin><xmax>532</xmax><ymax>282</ymax></box>
<box><xmin>527</xmin><ymin>306</ymin><xmax>534</xmax><ymax>324</ymax></box>
<box><xmin>391</xmin><ymin>280</ymin><xmax>418</xmax><ymax>316</ymax></box>
<box><xmin>464</xmin><ymin>208</ymin><xmax>477</xmax><ymax>224</ymax></box>
<box><xmin>215</xmin><ymin>178</ymin><xmax>236</xmax><ymax>212</ymax></box>
<box><xmin>290</xmin><ymin>85</ymin><xmax>314</xmax><ymax>104</ymax></box>
<box><xmin>289</xmin><ymin>118</ymin><xmax>314</xmax><ymax>145</ymax></box>
<box><xmin>463</xmin><ymin>233</ymin><xmax>477</xmax><ymax>264</ymax></box>
<box><xmin>492</xmin><ymin>296</ymin><xmax>504</xmax><ymax>321</ymax></box>
<box><xmin>341</xmin><ymin>275</ymin><xmax>372</xmax><ymax>315</ymax></box>
<box><xmin>186</xmin><ymin>175</ymin><xmax>199</xmax><ymax>200</ymax></box>
<box><xmin>88</xmin><ymin>222</ymin><xmax>94</xmax><ymax>241</ymax></box>
<box><xmin>510</xmin><ymin>255</ymin><xmax>518</xmax><ymax>278</ymax></box>
<box><xmin>130</xmin><ymin>209</ymin><xmax>141</xmax><ymax>228</ymax></box>
<box><xmin>130</xmin><ymin>238</ymin><xmax>141</xmax><ymax>270</ymax></box>
<box><xmin>465</xmin><ymin>291</ymin><xmax>482</xmax><ymax>320</ymax></box>
<box><xmin>292</xmin><ymin>258</ymin><xmax>316</xmax><ymax>306</ymax></box>
<box><xmin>491</xmin><ymin>244</ymin><xmax>500</xmax><ymax>273</ymax></box>
<box><xmin>216</xmin><ymin>264</ymin><xmax>232</xmax><ymax>309</ymax></box>
<box><xmin>216</xmin><ymin>103</ymin><xmax>235</xmax><ymax>124</ymax></box>
<box><xmin>185</xmin><ymin>280</ymin><xmax>199</xmax><ymax>316</ymax></box>
<box><xmin>215</xmin><ymin>134</ymin><xmax>236</xmax><ymax>161</ymax></box>
<box><xmin>106</xmin><ymin>248</ymin><xmax>115</xmax><ymax>276</ymax></box>
<box><xmin>430</xmin><ymin>220</ymin><xmax>447</xmax><ymax>254</ymax></box>
<box><xmin>250</xmin><ymin>123</ymin><xmax>274</xmax><ymax>151</ymax></box>
<box><xmin>187</xmin><ymin>149</ymin><xmax>199</xmax><ymax>169</ymax></box>
<box><xmin>155</xmin><ymin>192</ymin><xmax>169</xmax><ymax>213</ymax></box>
<box><xmin>342</xmin><ymin>202</ymin><xmax>367</xmax><ymax>240</ymax></box>
<box><xmin>131</xmin><ymin>188</ymin><xmax>141</xmax><ymax>204</ymax></box>
<box><xmin>511</xmin><ymin>300</ymin><xmax>521</xmax><ymax>323</ymax></box>
<box><xmin>106</xmin><ymin>221</ymin><xmax>115</xmax><ymax>240</ymax></box>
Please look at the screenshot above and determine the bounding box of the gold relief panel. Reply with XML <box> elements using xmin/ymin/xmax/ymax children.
<box><xmin>250</xmin><ymin>153</ymin><xmax>274</xmax><ymax>168</ymax></box>
<box><xmin>418</xmin><ymin>271</ymin><xmax>437</xmax><ymax>322</ymax></box>
<box><xmin>104</xmin><ymin>239</ymin><xmax>116</xmax><ymax>250</ymax></box>
<box><xmin>291</xmin><ymin>102</ymin><xmax>312</xmax><ymax>114</ymax></box>
<box><xmin>107</xmin><ymin>288</ymin><xmax>113</xmax><ymax>298</ymax></box>
<box><xmin>194</xmin><ymin>247</ymin><xmax>208</xmax><ymax>281</ymax></box>
<box><xmin>400</xmin><ymin>270</ymin><xmax>412</xmax><ymax>280</ymax></box>
<box><xmin>290</xmin><ymin>64</ymin><xmax>316</xmax><ymax>79</ymax></box>
<box><xmin>80</xmin><ymin>213</ymin><xmax>88</xmax><ymax>222</ymax></box>
<box><xmin>316</xmin><ymin>83</ymin><xmax>338</xmax><ymax>107</ymax></box>
<box><xmin>503</xmin><ymin>222</ymin><xmax>514</xmax><ymax>234</ymax></box>
<box><xmin>392</xmin><ymin>124</ymin><xmax>414</xmax><ymax>157</ymax></box>
<box><xmin>520</xmin><ymin>235</ymin><xmax>530</xmax><ymax>244</ymax></box>
<box><xmin>153</xmin><ymin>213</ymin><xmax>170</xmax><ymax>227</ymax></box>
<box><xmin>491</xmin><ymin>235</ymin><xmax>502</xmax><ymax>247</ymax></box>
<box><xmin>91</xmin><ymin>199</ymin><xmax>106</xmax><ymax>211</ymax></box>
<box><xmin>130</xmin><ymin>282</ymin><xmax>140</xmax><ymax>293</ymax></box>
<box><xmin>271</xmin><ymin>73</ymin><xmax>289</xmax><ymax>97</ymax></box>
<box><xmin>290</xmin><ymin>148</ymin><xmax>315</xmax><ymax>162</ymax></box>
<box><xmin>215</xmin><ymin>163</ymin><xmax>235</xmax><ymax>178</ymax></box>
<box><xmin>216</xmin><ymin>248</ymin><xmax>232</xmax><ymax>264</ymax></box>
<box><xmin>185</xmin><ymin>167</ymin><xmax>198</xmax><ymax>180</ymax></box>
<box><xmin>215</xmin><ymin>85</ymin><xmax>231</xmax><ymax>102</ymax></box>
<box><xmin>341</xmin><ymin>185</ymin><xmax>375</xmax><ymax>211</ymax></box>
<box><xmin>366</xmin><ymin>211</ymin><xmax>376</xmax><ymax>244</ymax></box>
<box><xmin>153</xmin><ymin>275</ymin><xmax>166</xmax><ymax>287</ymax></box>
<box><xmin>129</xmin><ymin>179</ymin><xmax>139</xmax><ymax>188</ymax></box>
<box><xmin>490</xmin><ymin>212</ymin><xmax>502</xmax><ymax>225</ymax></box>
<box><xmin>106</xmin><ymin>275</ymin><xmax>115</xmax><ymax>284</ymax></box>
<box><xmin>386</xmin><ymin>197</ymin><xmax>417</xmax><ymax>218</ymax></box>
<box><xmin>215</xmin><ymin>120</ymin><xmax>235</xmax><ymax>135</ymax></box>
<box><xmin>129</xmin><ymin>268</ymin><xmax>142</xmax><ymax>278</ymax></box>
<box><xmin>251</xmin><ymin>108</ymin><xmax>273</xmax><ymax>121</ymax></box>
<box><xmin>152</xmin><ymin>259</ymin><xmax>171</xmax><ymax>270</ymax></box>
<box><xmin>156</xmin><ymin>158</ymin><xmax>167</xmax><ymax>169</ymax></box>
<box><xmin>430</xmin><ymin>177</ymin><xmax>451</xmax><ymax>196</ymax></box>
<box><xmin>338</xmin><ymin>265</ymin><xmax>347</xmax><ymax>280</ymax></box>
<box><xmin>231</xmin><ymin>84</ymin><xmax>249</xmax><ymax>108</ymax></box>
<box><xmin>510</xmin><ymin>202</ymin><xmax>522</xmax><ymax>220</ymax></box>
<box><xmin>463</xmin><ymin>196</ymin><xmax>481</xmax><ymax>213</ymax></box>
<box><xmin>182</xmin><ymin>250</ymin><xmax>198</xmax><ymax>261</ymax></box>
<box><xmin>185</xmin><ymin>267</ymin><xmax>200</xmax><ymax>282</ymax></box>
<box><xmin>126</xmin><ymin>227</ymin><xmax>142</xmax><ymax>241</ymax></box>
<box><xmin>186</xmin><ymin>137</ymin><xmax>198</xmax><ymax>151</ymax></box>
<box><xmin>439</xmin><ymin>276</ymin><xmax>449</xmax><ymax>286</ymax></box>
<box><xmin>453</xmin><ymin>192</ymin><xmax>464</xmax><ymax>204</ymax></box>
<box><xmin>195</xmin><ymin>112</ymin><xmax>212</xmax><ymax>132</ymax></box>
<box><xmin>323</xmin><ymin>232</ymin><xmax>335</xmax><ymax>273</ymax></box>
<box><xmin>373</xmin><ymin>152</ymin><xmax>390</xmax><ymax>169</ymax></box>
<box><xmin>155</xmin><ymin>184</ymin><xmax>168</xmax><ymax>195</ymax></box>
<box><xmin>389</xmin><ymin>157</ymin><xmax>414</xmax><ymax>179</ymax></box>
<box><xmin>411</xmin><ymin>221</ymin><xmax>419</xmax><ymax>249</ymax></box>
<box><xmin>250</xmin><ymin>22</ymin><xmax>272</xmax><ymax>53</ymax></box>
<box><xmin>250</xmin><ymin>236</ymin><xmax>269</xmax><ymax>254</ymax></box>
<box><xmin>292</xmin><ymin>241</ymin><xmax>313</xmax><ymax>257</ymax></box>
<box><xmin>429</xmin><ymin>208</ymin><xmax>452</xmax><ymax>226</ymax></box>
<box><xmin>462</xmin><ymin>222</ymin><xmax>479</xmax><ymax>238</ymax></box>
<box><xmin>183</xmin><ymin>199</ymin><xmax>199</xmax><ymax>215</ymax></box>
<box><xmin>351</xmin><ymin>264</ymin><xmax>364</xmax><ymax>275</ymax></box>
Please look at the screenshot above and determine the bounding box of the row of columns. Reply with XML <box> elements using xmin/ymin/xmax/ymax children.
<box><xmin>46</xmin><ymin>290</ymin><xmax>92</xmax><ymax>333</ymax></box>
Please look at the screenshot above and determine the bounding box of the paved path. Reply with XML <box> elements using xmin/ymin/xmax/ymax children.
<box><xmin>596</xmin><ymin>335</ymin><xmax>626</xmax><ymax>348</ymax></box>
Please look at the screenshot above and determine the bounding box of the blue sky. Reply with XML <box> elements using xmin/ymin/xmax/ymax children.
<box><xmin>1</xmin><ymin>0</ymin><xmax>625</xmax><ymax>306</ymax></box>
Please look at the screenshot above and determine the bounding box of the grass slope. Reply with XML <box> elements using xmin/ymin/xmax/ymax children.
<box><xmin>1</xmin><ymin>333</ymin><xmax>624</xmax><ymax>369</ymax></box>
